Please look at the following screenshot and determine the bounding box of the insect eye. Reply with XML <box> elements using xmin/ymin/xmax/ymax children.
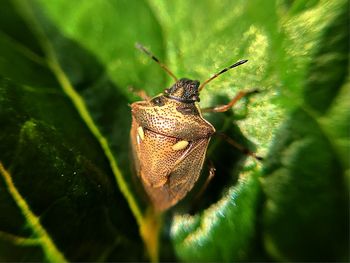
<box><xmin>151</xmin><ymin>96</ymin><xmax>165</xmax><ymax>106</ymax></box>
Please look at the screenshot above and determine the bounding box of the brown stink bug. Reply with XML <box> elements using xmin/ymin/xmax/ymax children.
<box><xmin>130</xmin><ymin>43</ymin><xmax>261</xmax><ymax>211</ymax></box>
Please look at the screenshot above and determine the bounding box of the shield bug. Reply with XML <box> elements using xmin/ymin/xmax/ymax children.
<box><xmin>130</xmin><ymin>43</ymin><xmax>261</xmax><ymax>211</ymax></box>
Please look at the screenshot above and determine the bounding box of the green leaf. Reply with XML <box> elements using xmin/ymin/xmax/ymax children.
<box><xmin>171</xmin><ymin>171</ymin><xmax>262</xmax><ymax>262</ymax></box>
<box><xmin>152</xmin><ymin>0</ymin><xmax>348</xmax><ymax>262</ymax></box>
<box><xmin>0</xmin><ymin>0</ymin><xmax>161</xmax><ymax>261</ymax></box>
<box><xmin>262</xmin><ymin>108</ymin><xmax>348</xmax><ymax>261</ymax></box>
<box><xmin>261</xmin><ymin>1</ymin><xmax>349</xmax><ymax>261</ymax></box>
<box><xmin>0</xmin><ymin>69</ymin><xmax>143</xmax><ymax>261</ymax></box>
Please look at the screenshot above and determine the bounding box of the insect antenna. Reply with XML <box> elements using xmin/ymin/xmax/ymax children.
<box><xmin>198</xmin><ymin>59</ymin><xmax>248</xmax><ymax>92</ymax></box>
<box><xmin>135</xmin><ymin>43</ymin><xmax>178</xmax><ymax>82</ymax></box>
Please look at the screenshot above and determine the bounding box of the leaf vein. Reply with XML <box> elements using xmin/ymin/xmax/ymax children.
<box><xmin>0</xmin><ymin>162</ymin><xmax>67</xmax><ymax>262</ymax></box>
<box><xmin>11</xmin><ymin>0</ymin><xmax>144</xmax><ymax>228</ymax></box>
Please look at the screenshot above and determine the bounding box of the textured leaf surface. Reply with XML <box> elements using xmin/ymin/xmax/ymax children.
<box><xmin>0</xmin><ymin>0</ymin><xmax>155</xmax><ymax>261</ymax></box>
<box><xmin>261</xmin><ymin>2</ymin><xmax>349</xmax><ymax>261</ymax></box>
<box><xmin>158</xmin><ymin>0</ymin><xmax>348</xmax><ymax>262</ymax></box>
<box><xmin>0</xmin><ymin>0</ymin><xmax>348</xmax><ymax>262</ymax></box>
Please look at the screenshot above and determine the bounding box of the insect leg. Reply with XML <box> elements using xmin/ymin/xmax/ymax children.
<box><xmin>216</xmin><ymin>132</ymin><xmax>263</xmax><ymax>161</ymax></box>
<box><xmin>195</xmin><ymin>160</ymin><xmax>216</xmax><ymax>198</ymax></box>
<box><xmin>201</xmin><ymin>89</ymin><xmax>259</xmax><ymax>113</ymax></box>
<box><xmin>128</xmin><ymin>86</ymin><xmax>151</xmax><ymax>100</ymax></box>
<box><xmin>188</xmin><ymin>160</ymin><xmax>216</xmax><ymax>212</ymax></box>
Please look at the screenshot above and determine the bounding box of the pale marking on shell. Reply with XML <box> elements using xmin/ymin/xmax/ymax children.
<box><xmin>172</xmin><ymin>140</ymin><xmax>189</xmax><ymax>151</ymax></box>
<box><xmin>136</xmin><ymin>134</ymin><xmax>141</xmax><ymax>145</ymax></box>
<box><xmin>137</xmin><ymin>126</ymin><xmax>145</xmax><ymax>140</ymax></box>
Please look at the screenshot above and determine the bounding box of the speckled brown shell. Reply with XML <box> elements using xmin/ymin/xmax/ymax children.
<box><xmin>130</xmin><ymin>96</ymin><xmax>215</xmax><ymax>211</ymax></box>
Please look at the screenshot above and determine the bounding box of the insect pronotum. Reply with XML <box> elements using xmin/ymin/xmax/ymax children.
<box><xmin>130</xmin><ymin>43</ymin><xmax>261</xmax><ymax>211</ymax></box>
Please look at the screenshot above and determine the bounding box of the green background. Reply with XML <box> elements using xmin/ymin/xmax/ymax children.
<box><xmin>0</xmin><ymin>0</ymin><xmax>348</xmax><ymax>261</ymax></box>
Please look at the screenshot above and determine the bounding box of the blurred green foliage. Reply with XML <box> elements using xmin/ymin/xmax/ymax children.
<box><xmin>0</xmin><ymin>0</ymin><xmax>348</xmax><ymax>261</ymax></box>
